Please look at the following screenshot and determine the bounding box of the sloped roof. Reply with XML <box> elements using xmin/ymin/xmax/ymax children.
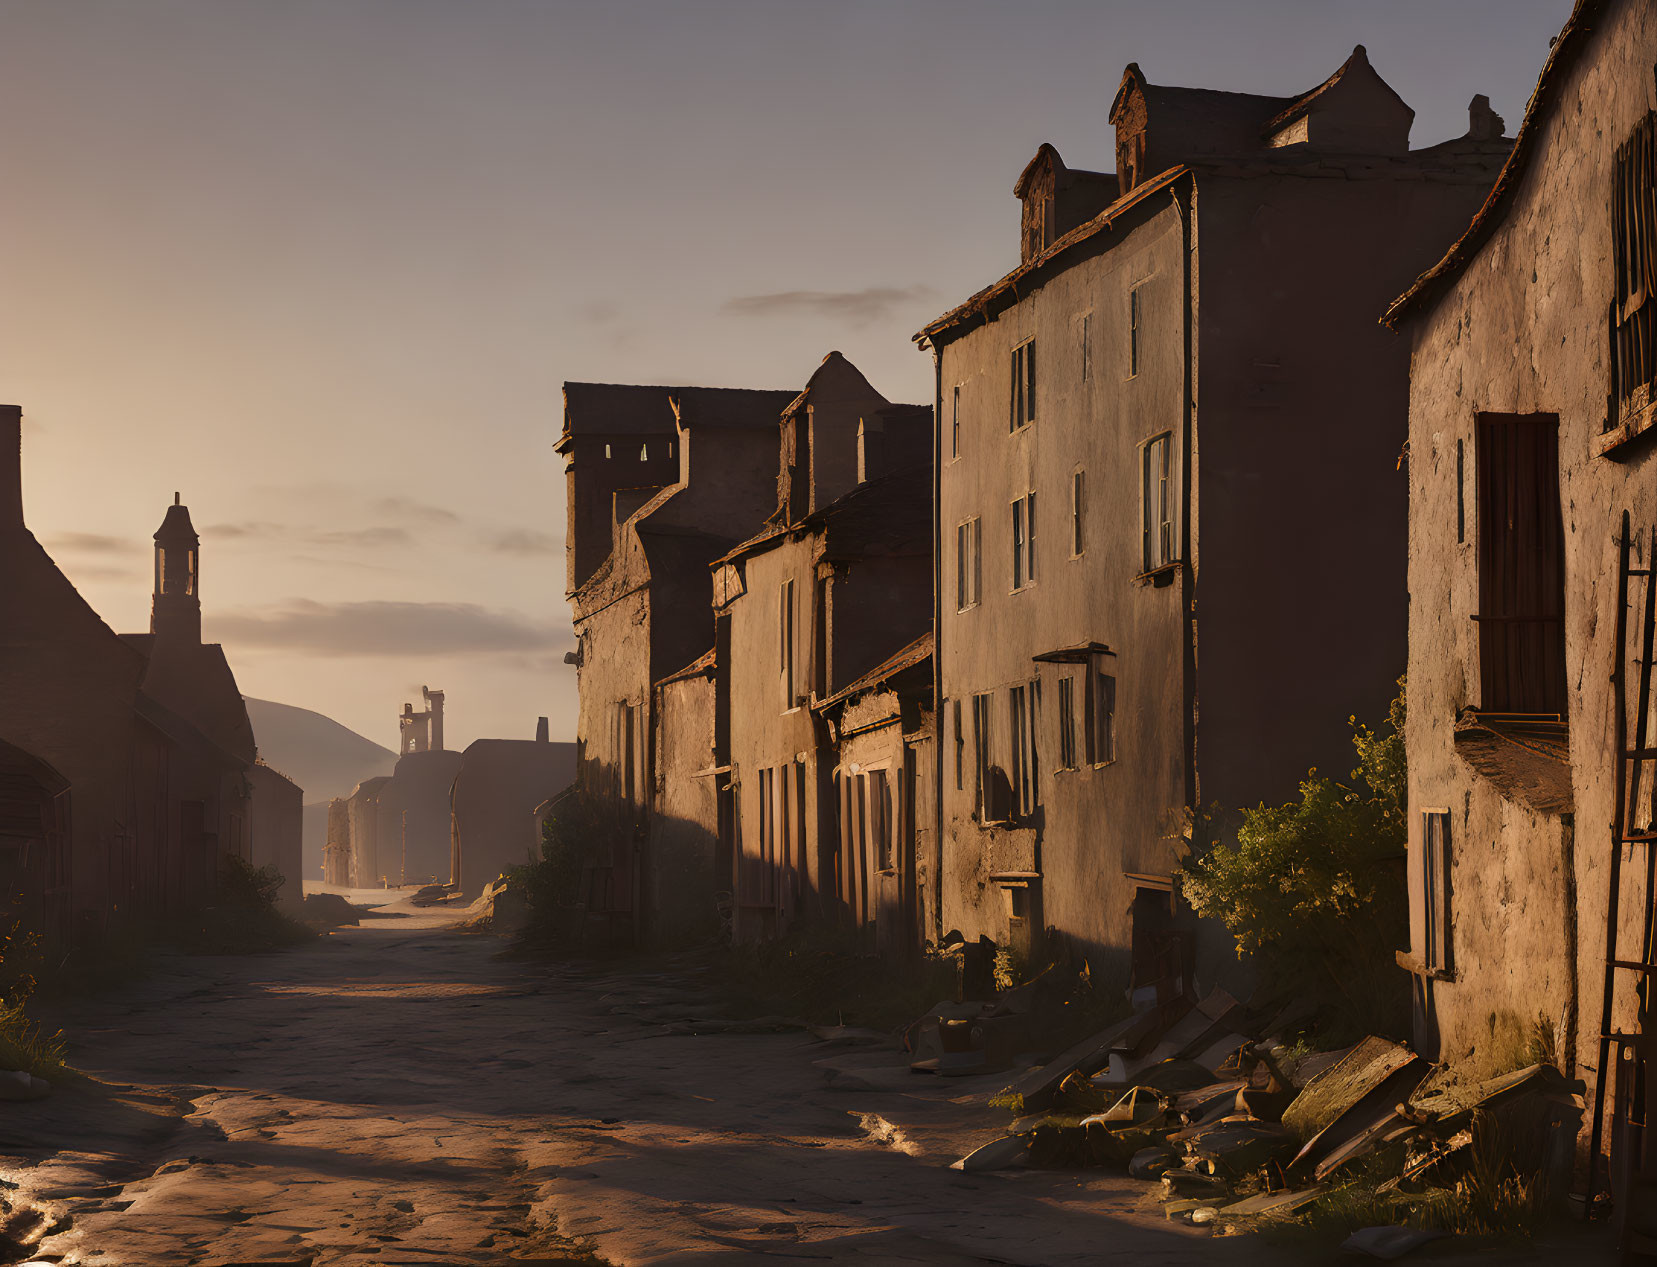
<box><xmin>916</xmin><ymin>165</ymin><xmax>1190</xmax><ymax>347</ymax></box>
<box><xmin>656</xmin><ymin>646</ymin><xmax>717</xmax><ymax>688</ymax></box>
<box><xmin>559</xmin><ymin>383</ymin><xmax>794</xmax><ymax>449</ymax></box>
<box><xmin>815</xmin><ymin>631</ymin><xmax>933</xmax><ymax>711</ymax></box>
<box><xmin>1261</xmin><ymin>45</ymin><xmax>1413</xmax><ymax>136</ymax></box>
<box><xmin>1383</xmin><ymin>0</ymin><xmax>1600</xmax><ymax>326</ymax></box>
<box><xmin>715</xmin><ymin>462</ymin><xmax>931</xmax><ymax>566</ymax></box>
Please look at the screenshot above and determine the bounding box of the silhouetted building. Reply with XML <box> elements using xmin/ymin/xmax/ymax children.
<box><xmin>247</xmin><ymin>761</ymin><xmax>304</xmax><ymax>913</ymax></box>
<box><xmin>0</xmin><ymin>410</ymin><xmax>274</xmax><ymax>932</ymax></box>
<box><xmin>713</xmin><ymin>355</ymin><xmax>933</xmax><ymax>944</ymax></box>
<box><xmin>917</xmin><ymin>48</ymin><xmax>1510</xmax><ymax>970</ymax></box>
<box><xmin>449</xmin><ymin>719</ymin><xmax>575</xmax><ymax>891</ymax></box>
<box><xmin>323</xmin><ymin>796</ymin><xmax>351</xmax><ymax>887</ymax></box>
<box><xmin>0</xmin><ymin>738</ymin><xmax>72</xmax><ymax>945</ymax></box>
<box><xmin>399</xmin><ymin>687</ymin><xmax>445</xmax><ymax>754</ymax></box>
<box><xmin>561</xmin><ymin>380</ymin><xmax>796</xmax><ymax>941</ymax></box>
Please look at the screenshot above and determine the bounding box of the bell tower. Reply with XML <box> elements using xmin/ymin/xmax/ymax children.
<box><xmin>152</xmin><ymin>492</ymin><xmax>201</xmax><ymax>644</ymax></box>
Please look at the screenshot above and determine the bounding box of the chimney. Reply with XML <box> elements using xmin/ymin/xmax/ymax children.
<box><xmin>1</xmin><ymin>405</ymin><xmax>21</xmax><ymax>530</ymax></box>
<box><xmin>536</xmin><ymin>716</ymin><xmax>549</xmax><ymax>743</ymax></box>
<box><xmin>1467</xmin><ymin>94</ymin><xmax>1506</xmax><ymax>142</ymax></box>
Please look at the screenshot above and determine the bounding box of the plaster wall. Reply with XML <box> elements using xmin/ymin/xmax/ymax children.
<box><xmin>649</xmin><ymin>673</ymin><xmax>721</xmax><ymax>944</ymax></box>
<box><xmin>724</xmin><ymin>535</ymin><xmax>825</xmax><ymax>940</ymax></box>
<box><xmin>1401</xmin><ymin>0</ymin><xmax>1657</xmax><ymax>1079</ymax></box>
<box><xmin>934</xmin><ymin>203</ymin><xmax>1188</xmax><ymax>972</ymax></box>
<box><xmin>248</xmin><ymin>761</ymin><xmax>304</xmax><ymax>914</ymax></box>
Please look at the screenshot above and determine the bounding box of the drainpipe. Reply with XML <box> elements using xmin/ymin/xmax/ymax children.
<box><xmin>1171</xmin><ymin>180</ymin><xmax>1198</xmax><ymax>819</ymax></box>
<box><xmin>931</xmin><ymin>342</ymin><xmax>945</xmax><ymax>950</ymax></box>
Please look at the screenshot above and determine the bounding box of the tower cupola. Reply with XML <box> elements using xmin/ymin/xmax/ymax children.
<box><xmin>152</xmin><ymin>491</ymin><xmax>201</xmax><ymax>643</ymax></box>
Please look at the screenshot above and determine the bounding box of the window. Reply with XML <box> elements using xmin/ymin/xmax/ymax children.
<box><xmin>1011</xmin><ymin>492</ymin><xmax>1036</xmax><ymax>589</ymax></box>
<box><xmin>1141</xmin><ymin>432</ymin><xmax>1175</xmax><ymax>572</ymax></box>
<box><xmin>1071</xmin><ymin>470</ymin><xmax>1085</xmax><ymax>557</ymax></box>
<box><xmin>1009</xmin><ymin>682</ymin><xmax>1040</xmax><ymax>817</ymax></box>
<box><xmin>639</xmin><ymin>443</ymin><xmax>649</xmax><ymax>460</ymax></box>
<box><xmin>1009</xmin><ymin>339</ymin><xmax>1036</xmax><ymax>431</ymax></box>
<box><xmin>956</xmin><ymin>517</ymin><xmax>982</xmax><ymax>610</ymax></box>
<box><xmin>869</xmin><ymin>768</ymin><xmax>893</xmax><ymax>872</ymax></box>
<box><xmin>778</xmin><ymin>578</ymin><xmax>797</xmax><ymax>709</ymax></box>
<box><xmin>1476</xmin><ymin>413</ymin><xmax>1565</xmax><ymax>713</ymax></box>
<box><xmin>971</xmin><ymin>693</ymin><xmax>993</xmax><ymax>818</ymax></box>
<box><xmin>615</xmin><ymin>701</ymin><xmax>641</xmax><ymax>802</ymax></box>
<box><xmin>1129</xmin><ymin>287</ymin><xmax>1142</xmax><ymax>377</ymax></box>
<box><xmin>1081</xmin><ymin>313</ymin><xmax>1092</xmax><ymax>382</ymax></box>
<box><xmin>812</xmin><ymin>577</ymin><xmax>829</xmax><ymax>699</ymax></box>
<box><xmin>1085</xmin><ymin>668</ymin><xmax>1116</xmax><ymax>766</ymax></box>
<box><xmin>1422</xmin><ymin>810</ymin><xmax>1452</xmax><ymax>973</ymax></box>
<box><xmin>604</xmin><ymin>443</ymin><xmax>612</xmax><ymax>459</ymax></box>
<box><xmin>1612</xmin><ymin>112</ymin><xmax>1657</xmax><ymax>414</ymax></box>
<box><xmin>1456</xmin><ymin>438</ymin><xmax>1465</xmax><ymax>545</ymax></box>
<box><xmin>1057</xmin><ymin>677</ymin><xmax>1077</xmax><ymax>770</ymax></box>
<box><xmin>953</xmin><ymin>699</ymin><xmax>965</xmax><ymax>790</ymax></box>
<box><xmin>951</xmin><ymin>384</ymin><xmax>961</xmax><ymax>459</ymax></box>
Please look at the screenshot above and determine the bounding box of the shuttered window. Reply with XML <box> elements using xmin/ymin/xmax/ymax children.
<box><xmin>1612</xmin><ymin>111</ymin><xmax>1657</xmax><ymax>415</ymax></box>
<box><xmin>1475</xmin><ymin>413</ymin><xmax>1565</xmax><ymax>714</ymax></box>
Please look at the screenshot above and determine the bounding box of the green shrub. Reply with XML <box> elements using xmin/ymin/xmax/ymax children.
<box><xmin>509</xmin><ymin>786</ymin><xmax>639</xmax><ymax>949</ymax></box>
<box><xmin>1181</xmin><ymin>679</ymin><xmax>1409</xmax><ymax>1040</ymax></box>
<box><xmin>174</xmin><ymin>855</ymin><xmax>313</xmax><ymax>954</ymax></box>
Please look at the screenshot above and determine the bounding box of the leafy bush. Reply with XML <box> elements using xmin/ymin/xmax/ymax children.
<box><xmin>1181</xmin><ymin>679</ymin><xmax>1409</xmax><ymax>1039</ymax></box>
<box><xmin>509</xmin><ymin>786</ymin><xmax>640</xmax><ymax>949</ymax></box>
<box><xmin>174</xmin><ymin>855</ymin><xmax>312</xmax><ymax>954</ymax></box>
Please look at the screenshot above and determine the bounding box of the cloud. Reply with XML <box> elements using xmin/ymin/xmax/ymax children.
<box><xmin>313</xmin><ymin>526</ymin><xmax>413</xmax><ymax>549</ymax></box>
<box><xmin>373</xmin><ymin>496</ymin><xmax>461</xmax><ymax>525</ymax></box>
<box><xmin>484</xmin><ymin>528</ymin><xmax>561</xmax><ymax>556</ymax></box>
<box><xmin>721</xmin><ymin>285</ymin><xmax>938</xmax><ymax>327</ymax></box>
<box><xmin>213</xmin><ymin>599</ymin><xmax>563</xmax><ymax>658</ymax></box>
<box><xmin>204</xmin><ymin>522</ymin><xmax>413</xmax><ymax>550</ymax></box>
<box><xmin>43</xmin><ymin>531</ymin><xmax>139</xmax><ymax>555</ymax></box>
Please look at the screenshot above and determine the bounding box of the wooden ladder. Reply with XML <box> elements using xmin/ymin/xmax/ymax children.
<box><xmin>1589</xmin><ymin>510</ymin><xmax>1657</xmax><ymax>1228</ymax></box>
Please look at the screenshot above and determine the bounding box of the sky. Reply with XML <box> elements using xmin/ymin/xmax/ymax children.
<box><xmin>0</xmin><ymin>0</ymin><xmax>1574</xmax><ymax>751</ymax></box>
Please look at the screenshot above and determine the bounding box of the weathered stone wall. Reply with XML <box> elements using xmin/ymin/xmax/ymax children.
<box><xmin>649</xmin><ymin>672</ymin><xmax>721</xmax><ymax>944</ymax></box>
<box><xmin>248</xmin><ymin>761</ymin><xmax>305</xmax><ymax>914</ymax></box>
<box><xmin>1401</xmin><ymin>0</ymin><xmax>1657</xmax><ymax>1079</ymax></box>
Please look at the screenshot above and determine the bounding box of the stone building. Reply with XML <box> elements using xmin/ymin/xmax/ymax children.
<box><xmin>1380</xmin><ymin>0</ymin><xmax>1655</xmax><ymax>1194</ymax></box>
<box><xmin>0</xmin><ymin>409</ymin><xmax>285</xmax><ymax>932</ymax></box>
<box><xmin>247</xmin><ymin>761</ymin><xmax>304</xmax><ymax>913</ymax></box>
<box><xmin>322</xmin><ymin>797</ymin><xmax>351</xmax><ymax>887</ymax></box>
<box><xmin>448</xmin><ymin>720</ymin><xmax>576</xmax><ymax>891</ymax></box>
<box><xmin>0</xmin><ymin>738</ymin><xmax>72</xmax><ymax>944</ymax></box>
<box><xmin>560</xmin><ymin>379</ymin><xmax>796</xmax><ymax>941</ymax></box>
<box><xmin>713</xmin><ymin>355</ymin><xmax>932</xmax><ymax>942</ymax></box>
<box><xmin>344</xmin><ymin>775</ymin><xmax>393</xmax><ymax>888</ymax></box>
<box><xmin>814</xmin><ymin>632</ymin><xmax>935</xmax><ymax>954</ymax></box>
<box><xmin>121</xmin><ymin>494</ymin><xmax>261</xmax><ymax>910</ymax></box>
<box><xmin>916</xmin><ymin>48</ymin><xmax>1511</xmax><ymax>974</ymax></box>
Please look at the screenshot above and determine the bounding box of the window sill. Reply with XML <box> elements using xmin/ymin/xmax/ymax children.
<box><xmin>1009</xmin><ymin>584</ymin><xmax>1036</xmax><ymax>596</ymax></box>
<box><xmin>1133</xmin><ymin>562</ymin><xmax>1180</xmax><ymax>588</ymax></box>
<box><xmin>1395</xmin><ymin>949</ymin><xmax>1455</xmax><ymax>982</ymax></box>
<box><xmin>1601</xmin><ymin>389</ymin><xmax>1657</xmax><ymax>460</ymax></box>
<box><xmin>955</xmin><ymin>602</ymin><xmax>980</xmax><ymax>614</ymax></box>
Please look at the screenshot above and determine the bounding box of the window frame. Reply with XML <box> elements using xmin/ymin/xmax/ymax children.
<box><xmin>1010</xmin><ymin>491</ymin><xmax>1036</xmax><ymax>591</ymax></box>
<box><xmin>1129</xmin><ymin>286</ymin><xmax>1142</xmax><ymax>379</ymax></box>
<box><xmin>778</xmin><ymin>578</ymin><xmax>797</xmax><ymax>711</ymax></box>
<box><xmin>1008</xmin><ymin>682</ymin><xmax>1039</xmax><ymax>819</ymax></box>
<box><xmin>1139</xmin><ymin>431</ymin><xmax>1177</xmax><ymax>574</ymax></box>
<box><xmin>971</xmin><ymin>692</ymin><xmax>994</xmax><ymax>820</ymax></box>
<box><xmin>951</xmin><ymin>384</ymin><xmax>962</xmax><ymax>460</ymax></box>
<box><xmin>1070</xmin><ymin>469</ymin><xmax>1085</xmax><ymax>558</ymax></box>
<box><xmin>1084</xmin><ymin>663</ymin><xmax>1116</xmax><ymax>768</ymax></box>
<box><xmin>1421</xmin><ymin>809</ymin><xmax>1453</xmax><ymax>975</ymax></box>
<box><xmin>1056</xmin><ymin>675</ymin><xmax>1078</xmax><ymax>771</ymax></box>
<box><xmin>955</xmin><ymin>517</ymin><xmax>983</xmax><ymax>611</ymax></box>
<box><xmin>1009</xmin><ymin>338</ymin><xmax>1036</xmax><ymax>432</ymax></box>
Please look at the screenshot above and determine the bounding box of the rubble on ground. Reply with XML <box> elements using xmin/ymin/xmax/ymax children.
<box><xmin>299</xmin><ymin>892</ymin><xmax>359</xmax><ymax>930</ymax></box>
<box><xmin>918</xmin><ymin>981</ymin><xmax>1585</xmax><ymax>1249</ymax></box>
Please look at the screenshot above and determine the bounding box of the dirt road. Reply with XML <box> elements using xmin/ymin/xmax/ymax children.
<box><xmin>0</xmin><ymin>896</ymin><xmax>1603</xmax><ymax>1264</ymax></box>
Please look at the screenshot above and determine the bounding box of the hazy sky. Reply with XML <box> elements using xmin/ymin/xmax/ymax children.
<box><xmin>0</xmin><ymin>0</ymin><xmax>1572</xmax><ymax>751</ymax></box>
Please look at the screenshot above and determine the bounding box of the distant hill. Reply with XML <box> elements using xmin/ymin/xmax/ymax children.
<box><xmin>243</xmin><ymin>697</ymin><xmax>397</xmax><ymax>804</ymax></box>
